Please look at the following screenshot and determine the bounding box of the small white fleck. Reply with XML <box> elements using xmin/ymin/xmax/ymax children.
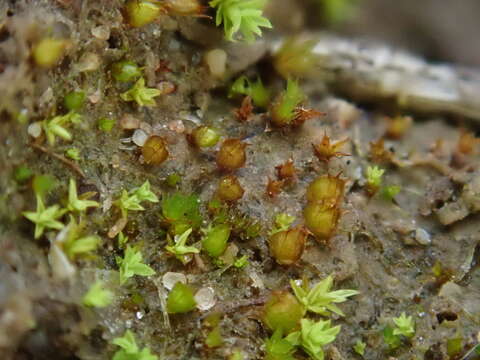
<box><xmin>132</xmin><ymin>129</ymin><xmax>148</xmax><ymax>147</ymax></box>
<box><xmin>194</xmin><ymin>287</ymin><xmax>216</xmax><ymax>311</ymax></box>
<box><xmin>415</xmin><ymin>228</ymin><xmax>431</xmax><ymax>245</ymax></box>
<box><xmin>136</xmin><ymin>311</ymin><xmax>145</xmax><ymax>320</ymax></box>
<box><xmin>162</xmin><ymin>272</ymin><xmax>187</xmax><ymax>290</ymax></box>
<box><xmin>27</xmin><ymin>122</ymin><xmax>42</xmax><ymax>138</ymax></box>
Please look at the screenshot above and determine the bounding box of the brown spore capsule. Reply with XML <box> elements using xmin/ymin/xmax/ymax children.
<box><xmin>142</xmin><ymin>135</ymin><xmax>169</xmax><ymax>165</ymax></box>
<box><xmin>266</xmin><ymin>178</ymin><xmax>284</xmax><ymax>198</ymax></box>
<box><xmin>275</xmin><ymin>159</ymin><xmax>296</xmax><ymax>181</ymax></box>
<box><xmin>269</xmin><ymin>226</ymin><xmax>307</xmax><ymax>265</ymax></box>
<box><xmin>216</xmin><ymin>139</ymin><xmax>247</xmax><ymax>171</ymax></box>
<box><xmin>216</xmin><ymin>175</ymin><xmax>244</xmax><ymax>202</ymax></box>
<box><xmin>164</xmin><ymin>0</ymin><xmax>205</xmax><ymax>16</ymax></box>
<box><xmin>312</xmin><ymin>133</ymin><xmax>349</xmax><ymax>163</ymax></box>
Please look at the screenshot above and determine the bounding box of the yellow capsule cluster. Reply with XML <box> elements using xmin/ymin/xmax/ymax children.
<box><xmin>303</xmin><ymin>174</ymin><xmax>345</xmax><ymax>242</ymax></box>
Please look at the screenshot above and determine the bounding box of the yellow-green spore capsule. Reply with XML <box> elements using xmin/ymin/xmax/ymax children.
<box><xmin>124</xmin><ymin>0</ymin><xmax>162</xmax><ymax>28</ymax></box>
<box><xmin>262</xmin><ymin>291</ymin><xmax>304</xmax><ymax>333</ymax></box>
<box><xmin>306</xmin><ymin>175</ymin><xmax>345</xmax><ymax>206</ymax></box>
<box><xmin>190</xmin><ymin>126</ymin><xmax>220</xmax><ymax>148</ymax></box>
<box><xmin>269</xmin><ymin>226</ymin><xmax>307</xmax><ymax>265</ymax></box>
<box><xmin>216</xmin><ymin>175</ymin><xmax>244</xmax><ymax>202</ymax></box>
<box><xmin>33</xmin><ymin>38</ymin><xmax>67</xmax><ymax>68</ymax></box>
<box><xmin>166</xmin><ymin>282</ymin><xmax>196</xmax><ymax>313</ymax></box>
<box><xmin>202</xmin><ymin>224</ymin><xmax>230</xmax><ymax>257</ymax></box>
<box><xmin>111</xmin><ymin>60</ymin><xmax>142</xmax><ymax>82</ymax></box>
<box><xmin>303</xmin><ymin>202</ymin><xmax>340</xmax><ymax>241</ymax></box>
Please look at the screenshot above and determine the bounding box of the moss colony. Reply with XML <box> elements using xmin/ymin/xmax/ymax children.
<box><xmin>1</xmin><ymin>1</ymin><xmax>480</xmax><ymax>360</ymax></box>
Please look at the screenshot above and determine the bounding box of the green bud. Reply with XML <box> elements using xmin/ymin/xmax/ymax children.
<box><xmin>262</xmin><ymin>291</ymin><xmax>305</xmax><ymax>334</ymax></box>
<box><xmin>205</xmin><ymin>326</ymin><xmax>223</xmax><ymax>348</ymax></box>
<box><xmin>189</xmin><ymin>126</ymin><xmax>220</xmax><ymax>148</ymax></box>
<box><xmin>111</xmin><ymin>60</ymin><xmax>142</xmax><ymax>82</ymax></box>
<box><xmin>14</xmin><ymin>165</ymin><xmax>33</xmax><ymax>183</ymax></box>
<box><xmin>166</xmin><ymin>282</ymin><xmax>196</xmax><ymax>314</ymax></box>
<box><xmin>98</xmin><ymin>117</ymin><xmax>116</xmax><ymax>132</ymax></box>
<box><xmin>32</xmin><ymin>174</ymin><xmax>57</xmax><ymax>197</ymax></box>
<box><xmin>202</xmin><ymin>224</ymin><xmax>230</xmax><ymax>257</ymax></box>
<box><xmin>65</xmin><ymin>148</ymin><xmax>81</xmax><ymax>161</ymax></box>
<box><xmin>64</xmin><ymin>91</ymin><xmax>86</xmax><ymax>111</ymax></box>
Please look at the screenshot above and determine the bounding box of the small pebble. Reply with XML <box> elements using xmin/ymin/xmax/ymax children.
<box><xmin>194</xmin><ymin>287</ymin><xmax>216</xmax><ymax>311</ymax></box>
<box><xmin>27</xmin><ymin>121</ymin><xmax>42</xmax><ymax>138</ymax></box>
<box><xmin>139</xmin><ymin>122</ymin><xmax>153</xmax><ymax>134</ymax></box>
<box><xmin>120</xmin><ymin>114</ymin><xmax>140</xmax><ymax>130</ymax></box>
<box><xmin>76</xmin><ymin>52</ymin><xmax>101</xmax><ymax>72</ymax></box>
<box><xmin>157</xmin><ymin>81</ymin><xmax>176</xmax><ymax>95</ymax></box>
<box><xmin>415</xmin><ymin>228</ymin><xmax>432</xmax><ymax>245</ymax></box>
<box><xmin>132</xmin><ymin>129</ymin><xmax>148</xmax><ymax>147</ymax></box>
<box><xmin>168</xmin><ymin>120</ymin><xmax>185</xmax><ymax>133</ymax></box>
<box><xmin>162</xmin><ymin>272</ymin><xmax>186</xmax><ymax>290</ymax></box>
<box><xmin>204</xmin><ymin>49</ymin><xmax>227</xmax><ymax>79</ymax></box>
<box><xmin>91</xmin><ymin>25</ymin><xmax>110</xmax><ymax>40</ymax></box>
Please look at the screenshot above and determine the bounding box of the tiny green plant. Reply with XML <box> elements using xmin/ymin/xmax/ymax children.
<box><xmin>161</xmin><ymin>192</ymin><xmax>202</xmax><ymax>234</ymax></box>
<box><xmin>269</xmin><ymin>213</ymin><xmax>295</xmax><ymax>235</ymax></box>
<box><xmin>290</xmin><ymin>275</ymin><xmax>359</xmax><ymax>316</ymax></box>
<box><xmin>264</xmin><ymin>329</ymin><xmax>296</xmax><ymax>360</ymax></box>
<box><xmin>118</xmin><ymin>231</ymin><xmax>129</xmax><ymax>248</ymax></box>
<box><xmin>233</xmin><ymin>254</ymin><xmax>249</xmax><ymax>268</ymax></box>
<box><xmin>82</xmin><ymin>281</ymin><xmax>114</xmax><ymax>308</ymax></box>
<box><xmin>392</xmin><ymin>312</ymin><xmax>415</xmax><ymax>338</ymax></box>
<box><xmin>65</xmin><ymin>147</ymin><xmax>81</xmax><ymax>161</ymax></box>
<box><xmin>165</xmin><ymin>228</ymin><xmax>200</xmax><ymax>264</ymax></box>
<box><xmin>67</xmin><ymin>178</ymin><xmax>99</xmax><ymax>213</ymax></box>
<box><xmin>112</xmin><ymin>330</ymin><xmax>158</xmax><ymax>360</ymax></box>
<box><xmin>365</xmin><ymin>165</ymin><xmax>385</xmax><ymax>195</ymax></box>
<box><xmin>382</xmin><ymin>325</ymin><xmax>401</xmax><ymax>350</ymax></box>
<box><xmin>353</xmin><ymin>339</ymin><xmax>366</xmax><ymax>356</ymax></box>
<box><xmin>121</xmin><ymin>77</ymin><xmax>162</xmax><ymax>106</ymax></box>
<box><xmin>98</xmin><ymin>117</ymin><xmax>116</xmax><ymax>132</ymax></box>
<box><xmin>42</xmin><ymin>111</ymin><xmax>81</xmax><ymax>145</ymax></box>
<box><xmin>229</xmin><ymin>76</ymin><xmax>271</xmax><ymax>108</ymax></box>
<box><xmin>116</xmin><ymin>245</ymin><xmax>156</xmax><ymax>285</ymax></box>
<box><xmin>382</xmin><ymin>184</ymin><xmax>401</xmax><ymax>201</ymax></box>
<box><xmin>286</xmin><ymin>318</ymin><xmax>341</xmax><ymax>360</ymax></box>
<box><xmin>209</xmin><ymin>0</ymin><xmax>272</xmax><ymax>42</ymax></box>
<box><xmin>62</xmin><ymin>217</ymin><xmax>101</xmax><ymax>259</ymax></box>
<box><xmin>23</xmin><ymin>194</ymin><xmax>66</xmax><ymax>239</ymax></box>
<box><xmin>115</xmin><ymin>180</ymin><xmax>159</xmax><ymax>219</ymax></box>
